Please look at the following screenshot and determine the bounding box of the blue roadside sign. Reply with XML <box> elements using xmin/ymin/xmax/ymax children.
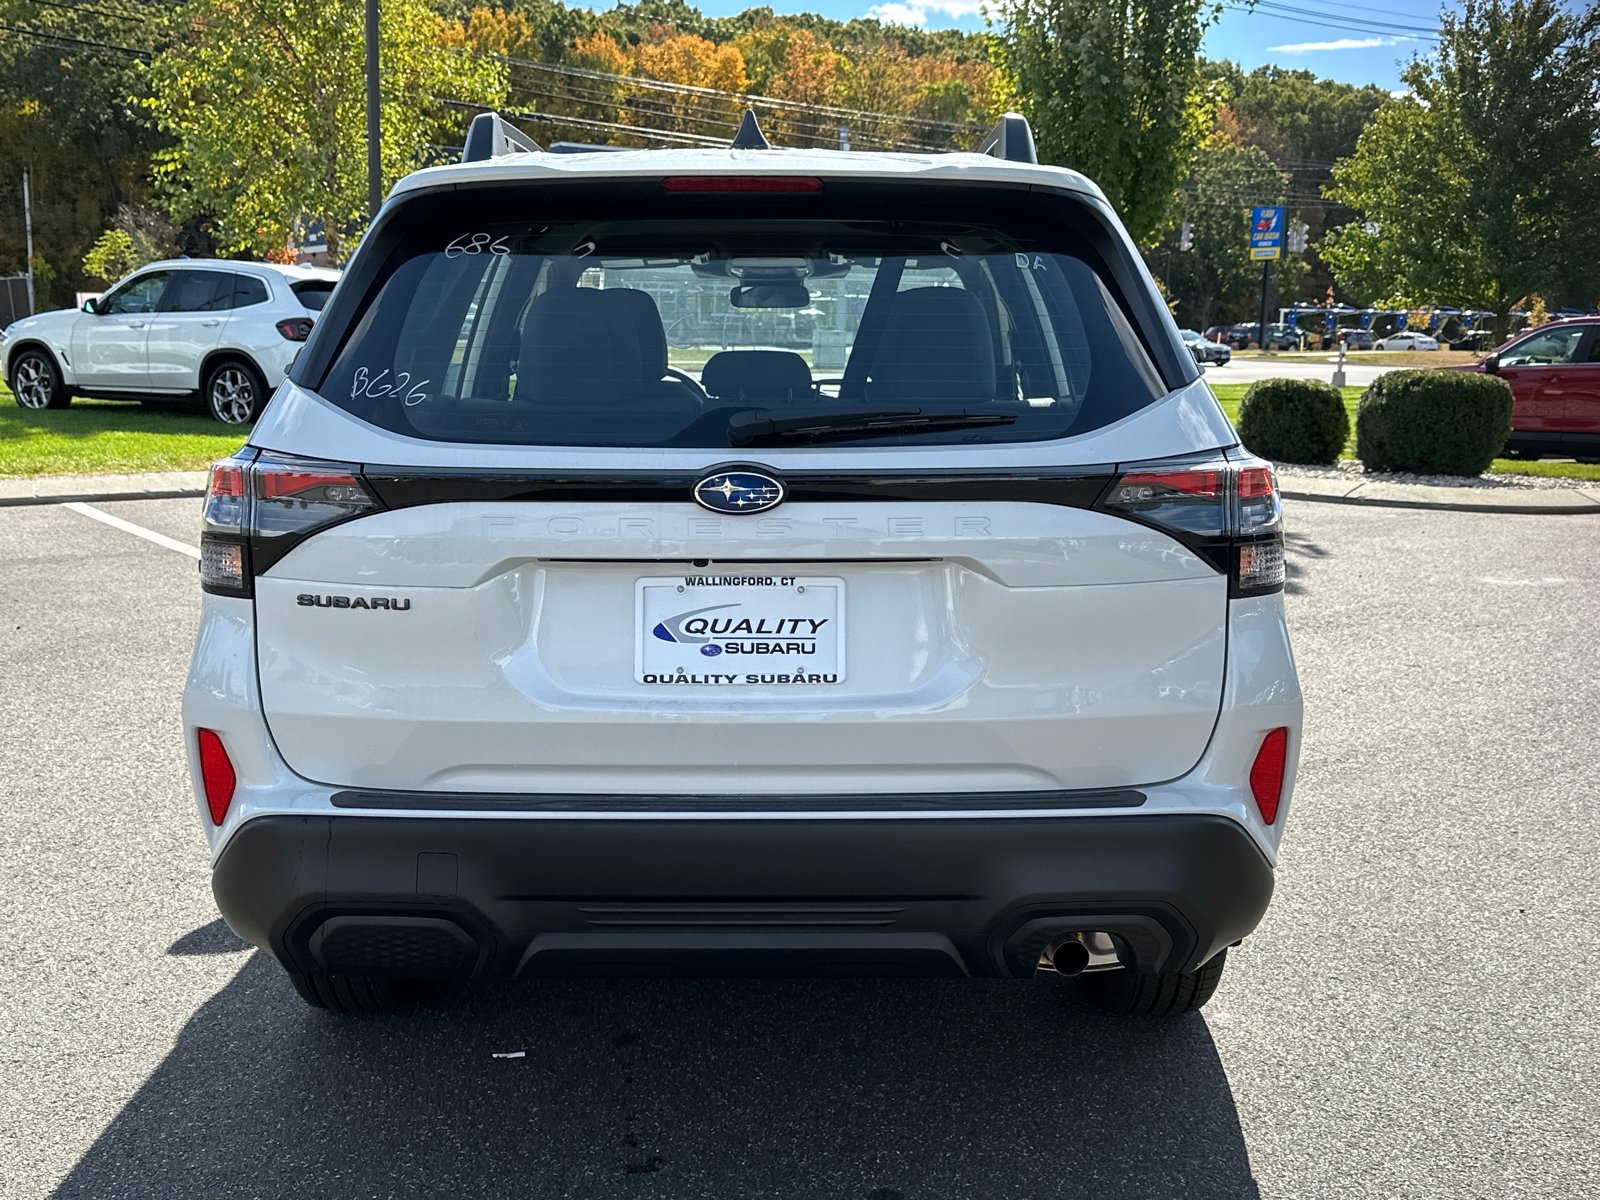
<box><xmin>1251</xmin><ymin>206</ymin><xmax>1284</xmax><ymax>260</ymax></box>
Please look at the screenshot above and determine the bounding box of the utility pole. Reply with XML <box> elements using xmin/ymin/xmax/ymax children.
<box><xmin>22</xmin><ymin>168</ymin><xmax>35</xmax><ymax>316</ymax></box>
<box><xmin>1257</xmin><ymin>260</ymin><xmax>1272</xmax><ymax>352</ymax></box>
<box><xmin>366</xmin><ymin>0</ymin><xmax>381</xmax><ymax>221</ymax></box>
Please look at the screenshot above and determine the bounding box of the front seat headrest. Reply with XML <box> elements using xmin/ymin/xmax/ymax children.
<box><xmin>604</xmin><ymin>288</ymin><xmax>670</xmax><ymax>385</ymax></box>
<box><xmin>516</xmin><ymin>288</ymin><xmax>644</xmax><ymax>403</ymax></box>
<box><xmin>869</xmin><ymin>287</ymin><xmax>996</xmax><ymax>403</ymax></box>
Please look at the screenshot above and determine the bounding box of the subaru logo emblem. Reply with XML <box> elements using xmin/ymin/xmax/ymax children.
<box><xmin>693</xmin><ymin>470</ymin><xmax>785</xmax><ymax>515</ymax></box>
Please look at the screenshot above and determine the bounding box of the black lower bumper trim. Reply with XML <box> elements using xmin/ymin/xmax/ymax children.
<box><xmin>212</xmin><ymin>813</ymin><xmax>1274</xmax><ymax>981</ymax></box>
<box><xmin>329</xmin><ymin>788</ymin><xmax>1147</xmax><ymax>812</ymax></box>
<box><xmin>1506</xmin><ymin>430</ymin><xmax>1600</xmax><ymax>457</ymax></box>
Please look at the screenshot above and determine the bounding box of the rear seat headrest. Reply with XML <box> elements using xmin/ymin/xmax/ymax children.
<box><xmin>701</xmin><ymin>350</ymin><xmax>814</xmax><ymax>401</ymax></box>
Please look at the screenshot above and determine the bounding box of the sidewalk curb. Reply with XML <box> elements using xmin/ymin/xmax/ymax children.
<box><xmin>1281</xmin><ymin>487</ymin><xmax>1600</xmax><ymax>515</ymax></box>
<box><xmin>0</xmin><ymin>470</ymin><xmax>209</xmax><ymax>508</ymax></box>
<box><xmin>0</xmin><ymin>486</ymin><xmax>206</xmax><ymax>508</ymax></box>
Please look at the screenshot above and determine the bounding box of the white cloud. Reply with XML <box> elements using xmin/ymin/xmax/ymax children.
<box><xmin>1268</xmin><ymin>36</ymin><xmax>1410</xmax><ymax>53</ymax></box>
<box><xmin>867</xmin><ymin>0</ymin><xmax>983</xmax><ymax>26</ymax></box>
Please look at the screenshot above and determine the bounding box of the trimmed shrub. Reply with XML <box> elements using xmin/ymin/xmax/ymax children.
<box><xmin>1355</xmin><ymin>369</ymin><xmax>1514</xmax><ymax>476</ymax></box>
<box><xmin>1234</xmin><ymin>377</ymin><xmax>1349</xmax><ymax>465</ymax></box>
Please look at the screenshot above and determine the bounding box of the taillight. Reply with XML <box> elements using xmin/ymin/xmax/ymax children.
<box><xmin>198</xmin><ymin>449</ymin><xmax>379</xmax><ymax>597</ymax></box>
<box><xmin>197</xmin><ymin>728</ymin><xmax>237</xmax><ymax>825</ymax></box>
<box><xmin>661</xmin><ymin>176</ymin><xmax>823</xmax><ymax>193</ymax></box>
<box><xmin>1101</xmin><ymin>463</ymin><xmax>1228</xmax><ymax>538</ymax></box>
<box><xmin>1249</xmin><ymin>727</ymin><xmax>1289</xmax><ymax>824</ymax></box>
<box><xmin>1096</xmin><ymin>453</ymin><xmax>1284</xmax><ymax>596</ymax></box>
<box><xmin>275</xmin><ymin>317</ymin><xmax>313</xmax><ymax>341</ymax></box>
<box><xmin>252</xmin><ymin>454</ymin><xmax>375</xmax><ymax>548</ymax></box>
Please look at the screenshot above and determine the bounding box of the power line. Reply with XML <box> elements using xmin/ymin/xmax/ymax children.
<box><xmin>440</xmin><ymin>98</ymin><xmax>730</xmax><ymax>147</ymax></box>
<box><xmin>481</xmin><ymin>52</ymin><xmax>988</xmax><ymax>136</ymax></box>
<box><xmin>0</xmin><ymin>20</ymin><xmax>150</xmax><ymax>58</ymax></box>
<box><xmin>1223</xmin><ymin>1</ymin><xmax>1440</xmax><ymax>41</ymax></box>
<box><xmin>1277</xmin><ymin>0</ymin><xmax>1441</xmax><ymax>23</ymax></box>
<box><xmin>500</xmin><ymin>79</ymin><xmax>956</xmax><ymax>153</ymax></box>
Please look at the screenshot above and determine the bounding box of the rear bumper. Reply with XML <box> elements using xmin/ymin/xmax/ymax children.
<box><xmin>213</xmin><ymin>812</ymin><xmax>1274</xmax><ymax>981</ymax></box>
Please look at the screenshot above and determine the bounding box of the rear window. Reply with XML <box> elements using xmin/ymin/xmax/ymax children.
<box><xmin>291</xmin><ymin>280</ymin><xmax>336</xmax><ymax>311</ymax></box>
<box><xmin>313</xmin><ymin>185</ymin><xmax>1171</xmax><ymax>448</ymax></box>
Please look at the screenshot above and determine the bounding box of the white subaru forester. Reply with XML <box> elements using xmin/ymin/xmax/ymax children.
<box><xmin>183</xmin><ymin>112</ymin><xmax>1301</xmax><ymax>1015</ymax></box>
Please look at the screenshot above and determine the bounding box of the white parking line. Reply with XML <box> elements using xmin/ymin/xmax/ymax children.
<box><xmin>61</xmin><ymin>501</ymin><xmax>201</xmax><ymax>559</ymax></box>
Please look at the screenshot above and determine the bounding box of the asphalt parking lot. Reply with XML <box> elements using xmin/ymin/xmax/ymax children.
<box><xmin>1</xmin><ymin>496</ymin><xmax>1596</xmax><ymax>1199</ymax></box>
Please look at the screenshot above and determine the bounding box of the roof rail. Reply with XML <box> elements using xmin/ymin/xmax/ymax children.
<box><xmin>979</xmin><ymin>113</ymin><xmax>1037</xmax><ymax>165</ymax></box>
<box><xmin>462</xmin><ymin>111</ymin><xmax>543</xmax><ymax>162</ymax></box>
<box><xmin>730</xmin><ymin>109</ymin><xmax>771</xmax><ymax>150</ymax></box>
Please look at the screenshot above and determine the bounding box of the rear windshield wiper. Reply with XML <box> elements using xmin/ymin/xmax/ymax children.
<box><xmin>729</xmin><ymin>407</ymin><xmax>1016</xmax><ymax>447</ymax></box>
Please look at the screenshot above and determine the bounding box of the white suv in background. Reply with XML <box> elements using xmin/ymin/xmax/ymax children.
<box><xmin>184</xmin><ymin>113</ymin><xmax>1302</xmax><ymax>1017</ymax></box>
<box><xmin>2</xmin><ymin>260</ymin><xmax>339</xmax><ymax>423</ymax></box>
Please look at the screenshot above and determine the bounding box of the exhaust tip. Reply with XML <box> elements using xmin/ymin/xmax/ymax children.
<box><xmin>1047</xmin><ymin>938</ymin><xmax>1092</xmax><ymax>977</ymax></box>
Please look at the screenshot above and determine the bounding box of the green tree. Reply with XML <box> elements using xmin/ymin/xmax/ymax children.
<box><xmin>148</xmin><ymin>0</ymin><xmax>506</xmax><ymax>263</ymax></box>
<box><xmin>990</xmin><ymin>0</ymin><xmax>1216</xmax><ymax>242</ymax></box>
<box><xmin>1205</xmin><ymin>62</ymin><xmax>1389</xmax><ymax>167</ymax></box>
<box><xmin>1151</xmin><ymin>138</ymin><xmax>1296</xmax><ymax>329</ymax></box>
<box><xmin>1322</xmin><ymin>0</ymin><xmax>1600</xmax><ymax>324</ymax></box>
<box><xmin>0</xmin><ymin>0</ymin><xmax>165</xmax><ymax>304</ymax></box>
<box><xmin>83</xmin><ymin>230</ymin><xmax>140</xmax><ymax>284</ymax></box>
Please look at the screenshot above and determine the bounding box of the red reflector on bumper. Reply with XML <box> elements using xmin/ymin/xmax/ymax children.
<box><xmin>197</xmin><ymin>729</ymin><xmax>237</xmax><ymax>825</ymax></box>
<box><xmin>1249</xmin><ymin>727</ymin><xmax>1289</xmax><ymax>824</ymax></box>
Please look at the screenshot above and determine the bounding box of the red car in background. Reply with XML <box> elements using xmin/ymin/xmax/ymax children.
<box><xmin>1456</xmin><ymin>317</ymin><xmax>1600</xmax><ymax>461</ymax></box>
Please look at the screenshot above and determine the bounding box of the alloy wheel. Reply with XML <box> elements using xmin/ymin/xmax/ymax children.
<box><xmin>209</xmin><ymin>367</ymin><xmax>256</xmax><ymax>424</ymax></box>
<box><xmin>13</xmin><ymin>356</ymin><xmax>53</xmax><ymax>409</ymax></box>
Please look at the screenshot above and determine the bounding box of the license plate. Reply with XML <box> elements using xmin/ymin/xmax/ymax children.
<box><xmin>635</xmin><ymin>574</ymin><xmax>845</xmax><ymax>686</ymax></box>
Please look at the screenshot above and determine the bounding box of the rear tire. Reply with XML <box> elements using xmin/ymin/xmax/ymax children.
<box><xmin>285</xmin><ymin>970</ymin><xmax>442</xmax><ymax>1013</ymax></box>
<box><xmin>9</xmin><ymin>348</ymin><xmax>71</xmax><ymax>409</ymax></box>
<box><xmin>1078</xmin><ymin>950</ymin><xmax>1228</xmax><ymax>1017</ymax></box>
<box><xmin>204</xmin><ymin>358</ymin><xmax>267</xmax><ymax>424</ymax></box>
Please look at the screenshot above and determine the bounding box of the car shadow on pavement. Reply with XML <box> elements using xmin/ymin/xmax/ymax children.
<box><xmin>165</xmin><ymin>918</ymin><xmax>248</xmax><ymax>956</ymax></box>
<box><xmin>1282</xmin><ymin>529</ymin><xmax>1328</xmax><ymax>596</ymax></box>
<box><xmin>51</xmin><ymin>951</ymin><xmax>1261</xmax><ymax>1200</ymax></box>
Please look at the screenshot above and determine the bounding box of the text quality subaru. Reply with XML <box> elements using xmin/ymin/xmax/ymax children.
<box><xmin>184</xmin><ymin>112</ymin><xmax>1301</xmax><ymax>1015</ymax></box>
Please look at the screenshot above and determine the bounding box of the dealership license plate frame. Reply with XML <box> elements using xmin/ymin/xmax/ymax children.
<box><xmin>635</xmin><ymin>574</ymin><xmax>846</xmax><ymax>685</ymax></box>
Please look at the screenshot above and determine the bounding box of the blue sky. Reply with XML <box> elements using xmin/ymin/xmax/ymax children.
<box><xmin>689</xmin><ymin>0</ymin><xmax>1446</xmax><ymax>91</ymax></box>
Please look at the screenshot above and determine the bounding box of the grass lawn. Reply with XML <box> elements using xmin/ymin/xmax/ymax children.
<box><xmin>1230</xmin><ymin>349</ymin><xmax>1480</xmax><ymax>368</ymax></box>
<box><xmin>0</xmin><ymin>386</ymin><xmax>249</xmax><ymax>478</ymax></box>
<box><xmin>1208</xmin><ymin>382</ymin><xmax>1600</xmax><ymax>481</ymax></box>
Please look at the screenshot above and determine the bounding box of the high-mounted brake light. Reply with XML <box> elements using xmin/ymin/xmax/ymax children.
<box><xmin>661</xmin><ymin>176</ymin><xmax>823</xmax><ymax>194</ymax></box>
<box><xmin>1249</xmin><ymin>727</ymin><xmax>1289</xmax><ymax>824</ymax></box>
<box><xmin>197</xmin><ymin>728</ymin><xmax>237</xmax><ymax>825</ymax></box>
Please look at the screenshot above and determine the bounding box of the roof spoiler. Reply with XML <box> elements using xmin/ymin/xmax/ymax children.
<box><xmin>462</xmin><ymin>112</ymin><xmax>543</xmax><ymax>162</ymax></box>
<box><xmin>979</xmin><ymin>113</ymin><xmax>1037</xmax><ymax>165</ymax></box>
<box><xmin>549</xmin><ymin>142</ymin><xmax>629</xmax><ymax>154</ymax></box>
